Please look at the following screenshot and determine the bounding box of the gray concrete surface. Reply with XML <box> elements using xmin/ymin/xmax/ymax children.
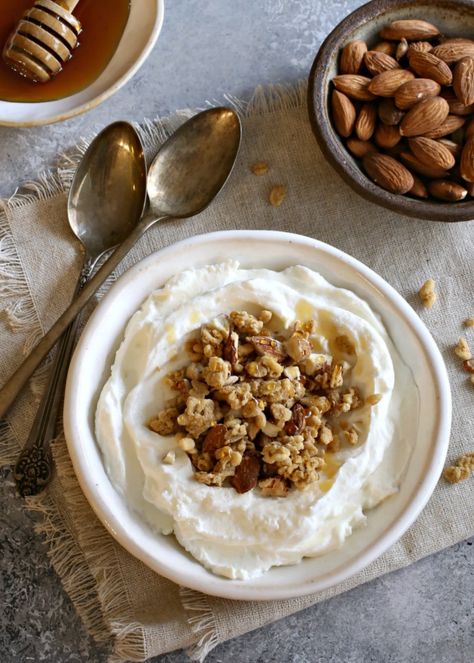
<box><xmin>1</xmin><ymin>1</ymin><xmax>473</xmax><ymax>662</ymax></box>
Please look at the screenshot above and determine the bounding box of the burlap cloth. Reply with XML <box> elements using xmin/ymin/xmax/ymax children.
<box><xmin>1</xmin><ymin>83</ymin><xmax>473</xmax><ymax>662</ymax></box>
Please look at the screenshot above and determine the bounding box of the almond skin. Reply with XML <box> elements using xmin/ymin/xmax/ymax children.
<box><xmin>363</xmin><ymin>153</ymin><xmax>414</xmax><ymax>194</ymax></box>
<box><xmin>409</xmin><ymin>174</ymin><xmax>429</xmax><ymax>198</ymax></box>
<box><xmin>332</xmin><ymin>75</ymin><xmax>376</xmax><ymax>101</ymax></box>
<box><xmin>460</xmin><ymin>138</ymin><xmax>474</xmax><ymax>182</ymax></box>
<box><xmin>465</xmin><ymin>117</ymin><xmax>474</xmax><ymax>141</ymax></box>
<box><xmin>373</xmin><ymin>41</ymin><xmax>396</xmax><ymax>56</ymax></box>
<box><xmin>408</xmin><ymin>50</ymin><xmax>453</xmax><ymax>86</ymax></box>
<box><xmin>400</xmin><ymin>151</ymin><xmax>450</xmax><ymax>179</ymax></box>
<box><xmin>368</xmin><ymin>69</ymin><xmax>414</xmax><ymax>97</ymax></box>
<box><xmin>331</xmin><ymin>90</ymin><xmax>356</xmax><ymax>137</ymax></box>
<box><xmin>396</xmin><ymin>38</ymin><xmax>409</xmax><ymax>61</ymax></box>
<box><xmin>340</xmin><ymin>40</ymin><xmax>368</xmax><ymax>74</ymax></box>
<box><xmin>364</xmin><ymin>50</ymin><xmax>400</xmax><ymax>76</ymax></box>
<box><xmin>408</xmin><ymin>137</ymin><xmax>456</xmax><ymax>170</ymax></box>
<box><xmin>408</xmin><ymin>41</ymin><xmax>433</xmax><ymax>54</ymax></box>
<box><xmin>379</xmin><ymin>19</ymin><xmax>439</xmax><ymax>41</ymax></box>
<box><xmin>394</xmin><ymin>78</ymin><xmax>441</xmax><ymax>110</ymax></box>
<box><xmin>453</xmin><ymin>57</ymin><xmax>474</xmax><ymax>106</ymax></box>
<box><xmin>400</xmin><ymin>96</ymin><xmax>449</xmax><ymax>137</ymax></box>
<box><xmin>378</xmin><ymin>98</ymin><xmax>405</xmax><ymax>125</ymax></box>
<box><xmin>356</xmin><ymin>103</ymin><xmax>377</xmax><ymax>140</ymax></box>
<box><xmin>438</xmin><ymin>139</ymin><xmax>462</xmax><ymax>158</ymax></box>
<box><xmin>431</xmin><ymin>42</ymin><xmax>474</xmax><ymax>64</ymax></box>
<box><xmin>422</xmin><ymin>114</ymin><xmax>466</xmax><ymax>139</ymax></box>
<box><xmin>428</xmin><ymin>180</ymin><xmax>468</xmax><ymax>201</ymax></box>
<box><xmin>442</xmin><ymin>90</ymin><xmax>474</xmax><ymax>116</ymax></box>
<box><xmin>375</xmin><ymin>123</ymin><xmax>401</xmax><ymax>149</ymax></box>
<box><xmin>346</xmin><ymin>138</ymin><xmax>378</xmax><ymax>158</ymax></box>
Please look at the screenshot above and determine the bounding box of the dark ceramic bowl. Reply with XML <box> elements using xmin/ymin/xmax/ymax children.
<box><xmin>308</xmin><ymin>0</ymin><xmax>474</xmax><ymax>222</ymax></box>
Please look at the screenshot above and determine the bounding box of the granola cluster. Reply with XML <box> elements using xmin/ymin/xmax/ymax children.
<box><xmin>148</xmin><ymin>309</ymin><xmax>378</xmax><ymax>497</ymax></box>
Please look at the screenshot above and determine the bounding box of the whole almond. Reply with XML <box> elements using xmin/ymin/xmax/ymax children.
<box><xmin>460</xmin><ymin>138</ymin><xmax>474</xmax><ymax>182</ymax></box>
<box><xmin>408</xmin><ymin>50</ymin><xmax>453</xmax><ymax>86</ymax></box>
<box><xmin>380</xmin><ymin>19</ymin><xmax>439</xmax><ymax>41</ymax></box>
<box><xmin>368</xmin><ymin>69</ymin><xmax>414</xmax><ymax>97</ymax></box>
<box><xmin>346</xmin><ymin>138</ymin><xmax>378</xmax><ymax>158</ymax></box>
<box><xmin>408</xmin><ymin>137</ymin><xmax>456</xmax><ymax>170</ymax></box>
<box><xmin>428</xmin><ymin>180</ymin><xmax>468</xmax><ymax>201</ymax></box>
<box><xmin>394</xmin><ymin>78</ymin><xmax>441</xmax><ymax>110</ymax></box>
<box><xmin>364</xmin><ymin>50</ymin><xmax>400</xmax><ymax>76</ymax></box>
<box><xmin>442</xmin><ymin>90</ymin><xmax>474</xmax><ymax>116</ymax></box>
<box><xmin>340</xmin><ymin>39</ymin><xmax>368</xmax><ymax>74</ymax></box>
<box><xmin>332</xmin><ymin>75</ymin><xmax>375</xmax><ymax>101</ymax></box>
<box><xmin>409</xmin><ymin>174</ymin><xmax>429</xmax><ymax>198</ymax></box>
<box><xmin>408</xmin><ymin>41</ymin><xmax>433</xmax><ymax>54</ymax></box>
<box><xmin>431</xmin><ymin>42</ymin><xmax>474</xmax><ymax>64</ymax></box>
<box><xmin>438</xmin><ymin>138</ymin><xmax>462</xmax><ymax>158</ymax></box>
<box><xmin>356</xmin><ymin>103</ymin><xmax>377</xmax><ymax>140</ymax></box>
<box><xmin>374</xmin><ymin>123</ymin><xmax>401</xmax><ymax>149</ymax></box>
<box><xmin>331</xmin><ymin>90</ymin><xmax>356</xmax><ymax>137</ymax></box>
<box><xmin>362</xmin><ymin>153</ymin><xmax>414</xmax><ymax>194</ymax></box>
<box><xmin>396</xmin><ymin>38</ymin><xmax>409</xmax><ymax>61</ymax></box>
<box><xmin>400</xmin><ymin>151</ymin><xmax>450</xmax><ymax>179</ymax></box>
<box><xmin>422</xmin><ymin>114</ymin><xmax>466</xmax><ymax>139</ymax></box>
<box><xmin>378</xmin><ymin>98</ymin><xmax>405</xmax><ymax>125</ymax></box>
<box><xmin>373</xmin><ymin>41</ymin><xmax>396</xmax><ymax>56</ymax></box>
<box><xmin>400</xmin><ymin>96</ymin><xmax>449</xmax><ymax>137</ymax></box>
<box><xmin>453</xmin><ymin>57</ymin><xmax>474</xmax><ymax>106</ymax></box>
<box><xmin>465</xmin><ymin>117</ymin><xmax>474</xmax><ymax>141</ymax></box>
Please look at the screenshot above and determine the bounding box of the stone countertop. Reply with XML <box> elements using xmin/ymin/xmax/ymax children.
<box><xmin>0</xmin><ymin>1</ymin><xmax>473</xmax><ymax>662</ymax></box>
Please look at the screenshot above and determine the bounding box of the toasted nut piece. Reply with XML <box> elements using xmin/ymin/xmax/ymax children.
<box><xmin>366</xmin><ymin>393</ymin><xmax>382</xmax><ymax>405</ymax></box>
<box><xmin>356</xmin><ymin>103</ymin><xmax>377</xmax><ymax>140</ymax></box>
<box><xmin>400</xmin><ymin>97</ymin><xmax>450</xmax><ymax>137</ymax></box>
<box><xmin>249</xmin><ymin>335</ymin><xmax>286</xmax><ymax>360</ymax></box>
<box><xmin>162</xmin><ymin>450</ymin><xmax>176</xmax><ymax>465</ymax></box>
<box><xmin>346</xmin><ymin>138</ymin><xmax>378</xmax><ymax>158</ymax></box>
<box><xmin>419</xmin><ymin>278</ymin><xmax>436</xmax><ymax>308</ymax></box>
<box><xmin>454</xmin><ymin>337</ymin><xmax>472</xmax><ymax>360</ymax></box>
<box><xmin>373</xmin><ymin>41</ymin><xmax>396</xmax><ymax>56</ymax></box>
<box><xmin>378</xmin><ymin>98</ymin><xmax>405</xmax><ymax>125</ymax></box>
<box><xmin>464</xmin><ymin>317</ymin><xmax>474</xmax><ymax>327</ymax></box>
<box><xmin>460</xmin><ymin>138</ymin><xmax>474</xmax><ymax>182</ymax></box>
<box><xmin>362</xmin><ymin>153</ymin><xmax>413</xmax><ymax>193</ymax></box>
<box><xmin>202</xmin><ymin>424</ymin><xmax>227</xmax><ymax>453</ymax></box>
<box><xmin>463</xmin><ymin>359</ymin><xmax>474</xmax><ymax>374</ymax></box>
<box><xmin>340</xmin><ymin>39</ymin><xmax>368</xmax><ymax>74</ymax></box>
<box><xmin>332</xmin><ymin>74</ymin><xmax>376</xmax><ymax>101</ymax></box>
<box><xmin>394</xmin><ymin>78</ymin><xmax>440</xmax><ymax>110</ymax></box>
<box><xmin>396</xmin><ymin>38</ymin><xmax>409</xmax><ymax>61</ymax></box>
<box><xmin>374</xmin><ymin>123</ymin><xmax>401</xmax><ymax>149</ymax></box>
<box><xmin>408</xmin><ymin>50</ymin><xmax>453</xmax><ymax>86</ymax></box>
<box><xmin>400</xmin><ymin>151</ymin><xmax>450</xmax><ymax>179</ymax></box>
<box><xmin>332</xmin><ymin>90</ymin><xmax>356</xmax><ymax>137</ymax></box>
<box><xmin>250</xmin><ymin>161</ymin><xmax>269</xmax><ymax>176</ymax></box>
<box><xmin>422</xmin><ymin>114</ymin><xmax>466</xmax><ymax>139</ymax></box>
<box><xmin>231</xmin><ymin>454</ymin><xmax>261</xmax><ymax>494</ymax></box>
<box><xmin>364</xmin><ymin>50</ymin><xmax>400</xmax><ymax>76</ymax></box>
<box><xmin>408</xmin><ymin>137</ymin><xmax>456</xmax><ymax>170</ymax></box>
<box><xmin>380</xmin><ymin>19</ymin><xmax>439</xmax><ymax>41</ymax></box>
<box><xmin>428</xmin><ymin>180</ymin><xmax>467</xmax><ymax>202</ymax></box>
<box><xmin>431</xmin><ymin>41</ymin><xmax>474</xmax><ymax>64</ymax></box>
<box><xmin>368</xmin><ymin>69</ymin><xmax>414</xmax><ymax>97</ymax></box>
<box><xmin>178</xmin><ymin>437</ymin><xmax>196</xmax><ymax>452</ymax></box>
<box><xmin>408</xmin><ymin>174</ymin><xmax>428</xmax><ymax>198</ymax></box>
<box><xmin>269</xmin><ymin>185</ymin><xmax>287</xmax><ymax>206</ymax></box>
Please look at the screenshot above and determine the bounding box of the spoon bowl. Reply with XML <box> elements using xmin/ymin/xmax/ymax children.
<box><xmin>147</xmin><ymin>107</ymin><xmax>241</xmax><ymax>218</ymax></box>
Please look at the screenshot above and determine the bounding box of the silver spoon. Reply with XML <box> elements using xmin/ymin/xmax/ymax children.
<box><xmin>13</xmin><ymin>121</ymin><xmax>147</xmax><ymax>496</ymax></box>
<box><xmin>0</xmin><ymin>107</ymin><xmax>241</xmax><ymax>471</ymax></box>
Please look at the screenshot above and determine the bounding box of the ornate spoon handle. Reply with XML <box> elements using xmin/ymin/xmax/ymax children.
<box><xmin>13</xmin><ymin>259</ymin><xmax>95</xmax><ymax>497</ymax></box>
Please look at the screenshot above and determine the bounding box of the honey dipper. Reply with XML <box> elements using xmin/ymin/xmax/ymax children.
<box><xmin>2</xmin><ymin>0</ymin><xmax>82</xmax><ymax>83</ymax></box>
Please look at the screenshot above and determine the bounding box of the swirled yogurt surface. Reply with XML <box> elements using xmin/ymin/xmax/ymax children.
<box><xmin>95</xmin><ymin>261</ymin><xmax>416</xmax><ymax>579</ymax></box>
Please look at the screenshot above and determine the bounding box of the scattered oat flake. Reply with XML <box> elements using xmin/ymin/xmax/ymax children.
<box><xmin>269</xmin><ymin>185</ymin><xmax>287</xmax><ymax>207</ymax></box>
<box><xmin>251</xmin><ymin>161</ymin><xmax>269</xmax><ymax>176</ymax></box>
<box><xmin>419</xmin><ymin>278</ymin><xmax>436</xmax><ymax>308</ymax></box>
<box><xmin>454</xmin><ymin>337</ymin><xmax>472</xmax><ymax>361</ymax></box>
<box><xmin>464</xmin><ymin>317</ymin><xmax>474</xmax><ymax>328</ymax></box>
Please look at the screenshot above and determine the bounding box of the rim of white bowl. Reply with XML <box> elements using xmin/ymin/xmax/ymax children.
<box><xmin>0</xmin><ymin>0</ymin><xmax>165</xmax><ymax>127</ymax></box>
<box><xmin>64</xmin><ymin>230</ymin><xmax>452</xmax><ymax>600</ymax></box>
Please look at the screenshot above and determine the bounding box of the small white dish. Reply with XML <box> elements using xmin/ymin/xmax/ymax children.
<box><xmin>0</xmin><ymin>0</ymin><xmax>164</xmax><ymax>127</ymax></box>
<box><xmin>64</xmin><ymin>230</ymin><xmax>451</xmax><ymax>601</ymax></box>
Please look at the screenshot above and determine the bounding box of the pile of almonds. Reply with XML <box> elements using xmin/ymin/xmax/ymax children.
<box><xmin>330</xmin><ymin>19</ymin><xmax>474</xmax><ymax>202</ymax></box>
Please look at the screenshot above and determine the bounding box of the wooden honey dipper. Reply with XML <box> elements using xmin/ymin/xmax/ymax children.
<box><xmin>2</xmin><ymin>0</ymin><xmax>82</xmax><ymax>83</ymax></box>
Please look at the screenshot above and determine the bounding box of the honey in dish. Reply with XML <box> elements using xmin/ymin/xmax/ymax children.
<box><xmin>0</xmin><ymin>0</ymin><xmax>130</xmax><ymax>102</ymax></box>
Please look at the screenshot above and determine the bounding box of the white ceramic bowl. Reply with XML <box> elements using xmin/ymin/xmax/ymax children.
<box><xmin>64</xmin><ymin>230</ymin><xmax>451</xmax><ymax>600</ymax></box>
<box><xmin>0</xmin><ymin>0</ymin><xmax>164</xmax><ymax>127</ymax></box>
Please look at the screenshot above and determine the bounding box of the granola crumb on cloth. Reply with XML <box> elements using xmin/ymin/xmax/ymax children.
<box><xmin>419</xmin><ymin>278</ymin><xmax>436</xmax><ymax>308</ymax></box>
<box><xmin>95</xmin><ymin>260</ymin><xmax>416</xmax><ymax>579</ymax></box>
